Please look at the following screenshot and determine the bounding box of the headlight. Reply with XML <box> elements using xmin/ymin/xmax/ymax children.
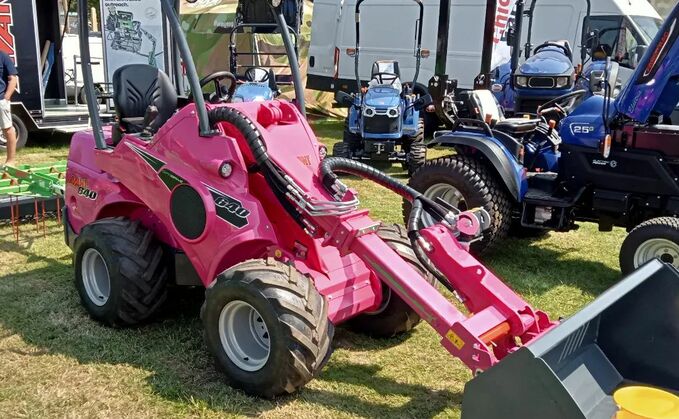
<box><xmin>555</xmin><ymin>76</ymin><xmax>570</xmax><ymax>88</ymax></box>
<box><xmin>387</xmin><ymin>107</ymin><xmax>399</xmax><ymax>118</ymax></box>
<box><xmin>363</xmin><ymin>107</ymin><xmax>375</xmax><ymax>117</ymax></box>
<box><xmin>515</xmin><ymin>76</ymin><xmax>528</xmax><ymax>87</ymax></box>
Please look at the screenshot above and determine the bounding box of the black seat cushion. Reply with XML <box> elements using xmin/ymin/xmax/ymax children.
<box><xmin>112</xmin><ymin>64</ymin><xmax>177</xmax><ymax>136</ymax></box>
<box><xmin>495</xmin><ymin>118</ymin><xmax>540</xmax><ymax>135</ymax></box>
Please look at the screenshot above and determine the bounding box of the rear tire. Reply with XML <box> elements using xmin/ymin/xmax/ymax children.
<box><xmin>202</xmin><ymin>258</ymin><xmax>333</xmax><ymax>398</ymax></box>
<box><xmin>620</xmin><ymin>217</ymin><xmax>679</xmax><ymax>275</ymax></box>
<box><xmin>73</xmin><ymin>217</ymin><xmax>168</xmax><ymax>327</ymax></box>
<box><xmin>347</xmin><ymin>224</ymin><xmax>435</xmax><ymax>337</ymax></box>
<box><xmin>404</xmin><ymin>155</ymin><xmax>512</xmax><ymax>254</ymax></box>
<box><xmin>0</xmin><ymin>114</ymin><xmax>28</xmax><ymax>150</ymax></box>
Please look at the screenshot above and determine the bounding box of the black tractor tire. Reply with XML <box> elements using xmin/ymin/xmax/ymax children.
<box><xmin>403</xmin><ymin>118</ymin><xmax>426</xmax><ymax>176</ymax></box>
<box><xmin>202</xmin><ymin>258</ymin><xmax>333</xmax><ymax>398</ymax></box>
<box><xmin>78</xmin><ymin>85</ymin><xmax>106</xmax><ymax>105</ymax></box>
<box><xmin>343</xmin><ymin>120</ymin><xmax>362</xmax><ymax>152</ymax></box>
<box><xmin>332</xmin><ymin>141</ymin><xmax>352</xmax><ymax>159</ymax></box>
<box><xmin>73</xmin><ymin>217</ymin><xmax>168</xmax><ymax>327</ymax></box>
<box><xmin>404</xmin><ymin>155</ymin><xmax>512</xmax><ymax>254</ymax></box>
<box><xmin>0</xmin><ymin>114</ymin><xmax>28</xmax><ymax>150</ymax></box>
<box><xmin>347</xmin><ymin>224</ymin><xmax>436</xmax><ymax>337</ymax></box>
<box><xmin>619</xmin><ymin>217</ymin><xmax>679</xmax><ymax>275</ymax></box>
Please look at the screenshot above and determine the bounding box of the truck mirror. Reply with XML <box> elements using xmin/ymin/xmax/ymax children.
<box><xmin>414</xmin><ymin>94</ymin><xmax>433</xmax><ymax>111</ymax></box>
<box><xmin>335</xmin><ymin>91</ymin><xmax>354</xmax><ymax>107</ymax></box>
<box><xmin>506</xmin><ymin>25</ymin><xmax>516</xmax><ymax>46</ymax></box>
<box><xmin>631</xmin><ymin>45</ymin><xmax>648</xmax><ymax>69</ymax></box>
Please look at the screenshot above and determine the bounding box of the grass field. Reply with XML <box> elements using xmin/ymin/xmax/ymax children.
<box><xmin>0</xmin><ymin>120</ymin><xmax>626</xmax><ymax>418</ymax></box>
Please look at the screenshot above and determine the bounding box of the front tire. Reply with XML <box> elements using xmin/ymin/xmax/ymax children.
<box><xmin>404</xmin><ymin>155</ymin><xmax>512</xmax><ymax>254</ymax></box>
<box><xmin>403</xmin><ymin>118</ymin><xmax>426</xmax><ymax>176</ymax></box>
<box><xmin>347</xmin><ymin>224</ymin><xmax>435</xmax><ymax>337</ymax></box>
<box><xmin>202</xmin><ymin>258</ymin><xmax>333</xmax><ymax>398</ymax></box>
<box><xmin>73</xmin><ymin>217</ymin><xmax>168</xmax><ymax>327</ymax></box>
<box><xmin>620</xmin><ymin>217</ymin><xmax>679</xmax><ymax>275</ymax></box>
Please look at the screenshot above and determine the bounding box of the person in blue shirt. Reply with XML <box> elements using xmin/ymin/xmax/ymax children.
<box><xmin>0</xmin><ymin>50</ymin><xmax>18</xmax><ymax>168</ymax></box>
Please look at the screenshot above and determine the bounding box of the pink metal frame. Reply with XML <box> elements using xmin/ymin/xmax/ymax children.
<box><xmin>66</xmin><ymin>100</ymin><xmax>557</xmax><ymax>373</ymax></box>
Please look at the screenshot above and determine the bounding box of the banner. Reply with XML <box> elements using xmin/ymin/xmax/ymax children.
<box><xmin>491</xmin><ymin>0</ymin><xmax>518</xmax><ymax>70</ymax></box>
<box><xmin>100</xmin><ymin>0</ymin><xmax>166</xmax><ymax>82</ymax></box>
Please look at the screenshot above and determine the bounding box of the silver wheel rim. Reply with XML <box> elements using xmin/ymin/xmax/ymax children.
<box><xmin>633</xmin><ymin>238</ymin><xmax>679</xmax><ymax>269</ymax></box>
<box><xmin>218</xmin><ymin>300</ymin><xmax>270</xmax><ymax>372</ymax></box>
<box><xmin>421</xmin><ymin>183</ymin><xmax>468</xmax><ymax>227</ymax></box>
<box><xmin>81</xmin><ymin>248</ymin><xmax>111</xmax><ymax>307</ymax></box>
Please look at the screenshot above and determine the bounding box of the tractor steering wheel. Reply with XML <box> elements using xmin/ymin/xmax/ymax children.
<box><xmin>534</xmin><ymin>42</ymin><xmax>572</xmax><ymax>59</ymax></box>
<box><xmin>537</xmin><ymin>89</ymin><xmax>587</xmax><ymax>117</ymax></box>
<box><xmin>197</xmin><ymin>71</ymin><xmax>237</xmax><ymax>104</ymax></box>
<box><xmin>372</xmin><ymin>72</ymin><xmax>400</xmax><ymax>86</ymax></box>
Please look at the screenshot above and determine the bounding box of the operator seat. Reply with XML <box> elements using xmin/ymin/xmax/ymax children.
<box><xmin>112</xmin><ymin>64</ymin><xmax>178</xmax><ymax>143</ymax></box>
<box><xmin>369</xmin><ymin>60</ymin><xmax>402</xmax><ymax>91</ymax></box>
<box><xmin>468</xmin><ymin>90</ymin><xmax>539</xmax><ymax>135</ymax></box>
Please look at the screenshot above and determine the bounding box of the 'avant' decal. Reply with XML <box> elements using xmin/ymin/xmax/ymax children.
<box><xmin>203</xmin><ymin>184</ymin><xmax>250</xmax><ymax>228</ymax></box>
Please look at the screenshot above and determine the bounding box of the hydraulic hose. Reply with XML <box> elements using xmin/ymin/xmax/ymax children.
<box><xmin>208</xmin><ymin>107</ymin><xmax>304</xmax><ymax>227</ymax></box>
<box><xmin>320</xmin><ymin>157</ymin><xmax>459</xmax><ymax>293</ymax></box>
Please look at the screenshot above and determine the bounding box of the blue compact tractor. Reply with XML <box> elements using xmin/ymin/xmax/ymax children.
<box><xmin>410</xmin><ymin>3</ymin><xmax>679</xmax><ymax>274</ymax></box>
<box><xmin>333</xmin><ymin>0</ymin><xmax>432</xmax><ymax>175</ymax></box>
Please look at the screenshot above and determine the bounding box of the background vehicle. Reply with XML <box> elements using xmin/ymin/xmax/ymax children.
<box><xmin>69</xmin><ymin>1</ymin><xmax>679</xmax><ymax>415</ymax></box>
<box><xmin>331</xmin><ymin>0</ymin><xmax>431</xmax><ymax>174</ymax></box>
<box><xmin>409</xmin><ymin>5</ymin><xmax>679</xmax><ymax>275</ymax></box>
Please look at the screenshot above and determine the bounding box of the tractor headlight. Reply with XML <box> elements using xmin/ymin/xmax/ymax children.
<box><xmin>515</xmin><ymin>76</ymin><xmax>528</xmax><ymax>87</ymax></box>
<box><xmin>363</xmin><ymin>107</ymin><xmax>376</xmax><ymax>117</ymax></box>
<box><xmin>555</xmin><ymin>76</ymin><xmax>571</xmax><ymax>88</ymax></box>
<box><xmin>387</xmin><ymin>107</ymin><xmax>399</xmax><ymax>118</ymax></box>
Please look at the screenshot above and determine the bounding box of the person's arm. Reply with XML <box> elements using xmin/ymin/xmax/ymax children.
<box><xmin>5</xmin><ymin>74</ymin><xmax>17</xmax><ymax>101</ymax></box>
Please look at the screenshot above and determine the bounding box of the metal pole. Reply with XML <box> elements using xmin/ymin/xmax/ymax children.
<box><xmin>475</xmin><ymin>0</ymin><xmax>498</xmax><ymax>89</ymax></box>
<box><xmin>159</xmin><ymin>0</ymin><xmax>213</xmax><ymax>137</ymax></box>
<box><xmin>77</xmin><ymin>0</ymin><xmax>106</xmax><ymax>149</ymax></box>
<box><xmin>524</xmin><ymin>0</ymin><xmax>537</xmax><ymax>59</ymax></box>
<box><xmin>510</xmin><ymin>0</ymin><xmax>525</xmax><ymax>74</ymax></box>
<box><xmin>434</xmin><ymin>0</ymin><xmax>452</xmax><ymax>76</ymax></box>
<box><xmin>272</xmin><ymin>9</ymin><xmax>306</xmax><ymax>117</ymax></box>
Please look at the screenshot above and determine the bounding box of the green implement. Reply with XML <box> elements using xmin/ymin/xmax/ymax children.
<box><xmin>0</xmin><ymin>161</ymin><xmax>66</xmax><ymax>198</ymax></box>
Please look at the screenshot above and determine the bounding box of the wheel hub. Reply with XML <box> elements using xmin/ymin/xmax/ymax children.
<box><xmin>81</xmin><ymin>248</ymin><xmax>111</xmax><ymax>306</ymax></box>
<box><xmin>422</xmin><ymin>183</ymin><xmax>467</xmax><ymax>227</ymax></box>
<box><xmin>218</xmin><ymin>300</ymin><xmax>270</xmax><ymax>372</ymax></box>
<box><xmin>633</xmin><ymin>238</ymin><xmax>679</xmax><ymax>269</ymax></box>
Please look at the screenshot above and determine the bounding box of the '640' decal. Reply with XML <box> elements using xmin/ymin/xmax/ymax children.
<box><xmin>78</xmin><ymin>187</ymin><xmax>98</xmax><ymax>200</ymax></box>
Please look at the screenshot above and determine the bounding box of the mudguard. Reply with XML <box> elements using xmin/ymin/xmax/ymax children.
<box><xmin>428</xmin><ymin>132</ymin><xmax>526</xmax><ymax>201</ymax></box>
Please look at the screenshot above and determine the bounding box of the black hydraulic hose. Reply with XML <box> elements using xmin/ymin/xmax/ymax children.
<box><xmin>207</xmin><ymin>107</ymin><xmax>304</xmax><ymax>227</ymax></box>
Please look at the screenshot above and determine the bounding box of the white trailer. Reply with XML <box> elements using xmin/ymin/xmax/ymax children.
<box><xmin>307</xmin><ymin>0</ymin><xmax>662</xmax><ymax>93</ymax></box>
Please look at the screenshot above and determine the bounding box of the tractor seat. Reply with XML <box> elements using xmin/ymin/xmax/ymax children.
<box><xmin>369</xmin><ymin>60</ymin><xmax>402</xmax><ymax>90</ymax></box>
<box><xmin>467</xmin><ymin>89</ymin><xmax>540</xmax><ymax>135</ymax></box>
<box><xmin>112</xmin><ymin>64</ymin><xmax>177</xmax><ymax>143</ymax></box>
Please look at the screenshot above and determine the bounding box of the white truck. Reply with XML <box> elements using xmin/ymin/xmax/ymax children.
<box><xmin>307</xmin><ymin>0</ymin><xmax>663</xmax><ymax>94</ymax></box>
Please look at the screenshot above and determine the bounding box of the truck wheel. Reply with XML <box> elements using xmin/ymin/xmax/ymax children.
<box><xmin>332</xmin><ymin>141</ymin><xmax>352</xmax><ymax>158</ymax></box>
<box><xmin>403</xmin><ymin>155</ymin><xmax>512</xmax><ymax>254</ymax></box>
<box><xmin>73</xmin><ymin>217</ymin><xmax>168</xmax><ymax>327</ymax></box>
<box><xmin>347</xmin><ymin>224</ymin><xmax>436</xmax><ymax>337</ymax></box>
<box><xmin>0</xmin><ymin>115</ymin><xmax>28</xmax><ymax>150</ymax></box>
<box><xmin>202</xmin><ymin>258</ymin><xmax>333</xmax><ymax>398</ymax></box>
<box><xmin>620</xmin><ymin>217</ymin><xmax>679</xmax><ymax>275</ymax></box>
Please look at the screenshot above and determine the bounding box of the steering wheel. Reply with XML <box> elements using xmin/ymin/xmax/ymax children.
<box><xmin>534</xmin><ymin>42</ymin><xmax>572</xmax><ymax>60</ymax></box>
<box><xmin>537</xmin><ymin>90</ymin><xmax>587</xmax><ymax>117</ymax></box>
<box><xmin>197</xmin><ymin>71</ymin><xmax>237</xmax><ymax>104</ymax></box>
<box><xmin>245</xmin><ymin>67</ymin><xmax>271</xmax><ymax>83</ymax></box>
<box><xmin>372</xmin><ymin>72</ymin><xmax>400</xmax><ymax>85</ymax></box>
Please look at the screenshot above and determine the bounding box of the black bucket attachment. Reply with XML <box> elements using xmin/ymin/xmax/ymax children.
<box><xmin>462</xmin><ymin>260</ymin><xmax>679</xmax><ymax>419</ymax></box>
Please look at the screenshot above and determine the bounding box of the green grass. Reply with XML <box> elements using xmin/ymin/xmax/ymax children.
<box><xmin>0</xmin><ymin>120</ymin><xmax>626</xmax><ymax>418</ymax></box>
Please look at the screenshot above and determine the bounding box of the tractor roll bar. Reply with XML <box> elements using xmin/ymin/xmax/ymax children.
<box><xmin>273</xmin><ymin>11</ymin><xmax>307</xmax><ymax>116</ymax></box>
<box><xmin>353</xmin><ymin>0</ymin><xmax>425</xmax><ymax>94</ymax></box>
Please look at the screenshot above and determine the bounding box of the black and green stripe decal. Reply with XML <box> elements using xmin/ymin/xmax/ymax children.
<box><xmin>158</xmin><ymin>169</ymin><xmax>187</xmax><ymax>191</ymax></box>
<box><xmin>127</xmin><ymin>143</ymin><xmax>166</xmax><ymax>172</ymax></box>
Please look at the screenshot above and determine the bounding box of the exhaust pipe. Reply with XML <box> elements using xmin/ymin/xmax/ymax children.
<box><xmin>462</xmin><ymin>259</ymin><xmax>679</xmax><ymax>419</ymax></box>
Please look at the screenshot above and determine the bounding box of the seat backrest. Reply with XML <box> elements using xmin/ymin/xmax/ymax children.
<box><xmin>469</xmin><ymin>90</ymin><xmax>504</xmax><ymax>122</ymax></box>
<box><xmin>371</xmin><ymin>60</ymin><xmax>401</xmax><ymax>79</ymax></box>
<box><xmin>112</xmin><ymin>64</ymin><xmax>177</xmax><ymax>134</ymax></box>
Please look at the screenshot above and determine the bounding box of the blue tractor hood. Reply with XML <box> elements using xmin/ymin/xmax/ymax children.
<box><xmin>517</xmin><ymin>48</ymin><xmax>573</xmax><ymax>76</ymax></box>
<box><xmin>364</xmin><ymin>86</ymin><xmax>401</xmax><ymax>108</ymax></box>
<box><xmin>616</xmin><ymin>3</ymin><xmax>679</xmax><ymax>124</ymax></box>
